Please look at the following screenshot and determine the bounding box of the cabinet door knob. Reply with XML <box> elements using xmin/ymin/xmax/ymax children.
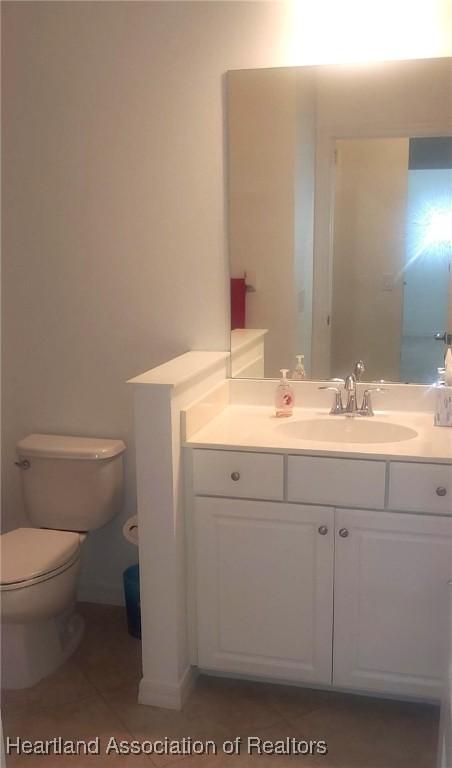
<box><xmin>231</xmin><ymin>471</ymin><xmax>240</xmax><ymax>482</ymax></box>
<box><xmin>436</xmin><ymin>486</ymin><xmax>447</xmax><ymax>497</ymax></box>
<box><xmin>338</xmin><ymin>528</ymin><xmax>349</xmax><ymax>538</ymax></box>
<box><xmin>318</xmin><ymin>525</ymin><xmax>328</xmax><ymax>536</ymax></box>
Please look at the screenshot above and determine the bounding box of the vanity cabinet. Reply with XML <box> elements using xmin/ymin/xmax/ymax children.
<box><xmin>194</xmin><ymin>497</ymin><xmax>334</xmax><ymax>684</ymax></box>
<box><xmin>334</xmin><ymin>508</ymin><xmax>452</xmax><ymax>700</ymax></box>
<box><xmin>190</xmin><ymin>448</ymin><xmax>452</xmax><ymax>700</ymax></box>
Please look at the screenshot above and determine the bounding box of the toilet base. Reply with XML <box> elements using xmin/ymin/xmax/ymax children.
<box><xmin>1</xmin><ymin>604</ymin><xmax>84</xmax><ymax>689</ymax></box>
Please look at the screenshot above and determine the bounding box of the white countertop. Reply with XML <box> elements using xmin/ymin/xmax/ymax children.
<box><xmin>185</xmin><ymin>405</ymin><xmax>452</xmax><ymax>464</ymax></box>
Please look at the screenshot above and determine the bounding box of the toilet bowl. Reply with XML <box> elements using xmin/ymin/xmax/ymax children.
<box><xmin>1</xmin><ymin>433</ymin><xmax>126</xmax><ymax>690</ymax></box>
<box><xmin>1</xmin><ymin>528</ymin><xmax>84</xmax><ymax>689</ymax></box>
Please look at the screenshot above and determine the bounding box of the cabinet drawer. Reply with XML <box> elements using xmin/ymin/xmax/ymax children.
<box><xmin>192</xmin><ymin>450</ymin><xmax>284</xmax><ymax>500</ymax></box>
<box><xmin>388</xmin><ymin>462</ymin><xmax>452</xmax><ymax>514</ymax></box>
<box><xmin>287</xmin><ymin>455</ymin><xmax>386</xmax><ymax>509</ymax></box>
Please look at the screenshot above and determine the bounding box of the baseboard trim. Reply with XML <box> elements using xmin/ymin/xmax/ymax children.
<box><xmin>138</xmin><ymin>666</ymin><xmax>197</xmax><ymax>710</ymax></box>
<box><xmin>77</xmin><ymin>583</ymin><xmax>124</xmax><ymax>607</ymax></box>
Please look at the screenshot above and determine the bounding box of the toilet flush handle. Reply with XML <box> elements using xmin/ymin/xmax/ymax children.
<box><xmin>14</xmin><ymin>459</ymin><xmax>30</xmax><ymax>470</ymax></box>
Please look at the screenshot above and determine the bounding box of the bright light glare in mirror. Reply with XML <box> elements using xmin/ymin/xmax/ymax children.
<box><xmin>423</xmin><ymin>209</ymin><xmax>452</xmax><ymax>247</ymax></box>
<box><xmin>414</xmin><ymin>202</ymin><xmax>452</xmax><ymax>259</ymax></box>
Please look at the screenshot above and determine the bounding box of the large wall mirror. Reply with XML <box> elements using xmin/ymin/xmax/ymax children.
<box><xmin>227</xmin><ymin>57</ymin><xmax>452</xmax><ymax>383</ymax></box>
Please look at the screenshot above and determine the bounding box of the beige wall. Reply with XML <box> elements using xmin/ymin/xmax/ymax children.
<box><xmin>2</xmin><ymin>1</ymin><xmax>294</xmax><ymax>602</ymax></box>
<box><xmin>331</xmin><ymin>138</ymin><xmax>409</xmax><ymax>381</ymax></box>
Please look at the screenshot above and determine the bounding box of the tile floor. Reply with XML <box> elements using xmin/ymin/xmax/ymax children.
<box><xmin>1</xmin><ymin>603</ymin><xmax>440</xmax><ymax>767</ymax></box>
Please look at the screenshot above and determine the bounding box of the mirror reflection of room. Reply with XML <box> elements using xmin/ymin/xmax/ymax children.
<box><xmin>228</xmin><ymin>59</ymin><xmax>452</xmax><ymax>384</ymax></box>
<box><xmin>332</xmin><ymin>136</ymin><xmax>452</xmax><ymax>384</ymax></box>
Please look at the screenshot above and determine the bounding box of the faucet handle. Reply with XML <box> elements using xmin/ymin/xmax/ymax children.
<box><xmin>318</xmin><ymin>386</ymin><xmax>344</xmax><ymax>415</ymax></box>
<box><xmin>360</xmin><ymin>387</ymin><xmax>386</xmax><ymax>416</ymax></box>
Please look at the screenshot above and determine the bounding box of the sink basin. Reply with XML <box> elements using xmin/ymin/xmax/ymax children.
<box><xmin>277</xmin><ymin>418</ymin><xmax>418</xmax><ymax>444</ymax></box>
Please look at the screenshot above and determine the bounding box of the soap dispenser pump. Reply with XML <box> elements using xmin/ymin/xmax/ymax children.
<box><xmin>275</xmin><ymin>369</ymin><xmax>294</xmax><ymax>418</ymax></box>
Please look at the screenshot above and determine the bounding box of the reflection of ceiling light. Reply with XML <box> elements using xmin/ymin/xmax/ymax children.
<box><xmin>417</xmin><ymin>205</ymin><xmax>452</xmax><ymax>254</ymax></box>
<box><xmin>400</xmin><ymin>199</ymin><xmax>452</xmax><ymax>279</ymax></box>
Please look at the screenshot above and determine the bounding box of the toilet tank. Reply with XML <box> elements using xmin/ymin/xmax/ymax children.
<box><xmin>16</xmin><ymin>434</ymin><xmax>126</xmax><ymax>532</ymax></box>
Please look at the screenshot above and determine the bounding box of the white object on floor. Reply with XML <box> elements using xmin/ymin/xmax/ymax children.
<box><xmin>0</xmin><ymin>433</ymin><xmax>125</xmax><ymax>690</ymax></box>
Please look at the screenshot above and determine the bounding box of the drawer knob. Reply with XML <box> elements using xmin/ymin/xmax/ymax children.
<box><xmin>436</xmin><ymin>486</ymin><xmax>447</xmax><ymax>497</ymax></box>
<box><xmin>231</xmin><ymin>471</ymin><xmax>240</xmax><ymax>482</ymax></box>
<box><xmin>318</xmin><ymin>525</ymin><xmax>328</xmax><ymax>536</ymax></box>
<box><xmin>338</xmin><ymin>528</ymin><xmax>349</xmax><ymax>538</ymax></box>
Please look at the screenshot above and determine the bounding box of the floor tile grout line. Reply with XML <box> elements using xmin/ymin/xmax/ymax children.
<box><xmin>94</xmin><ymin>683</ymin><xmax>156</xmax><ymax>764</ymax></box>
<box><xmin>78</xmin><ymin>672</ymin><xmax>141</xmax><ymax>701</ymax></box>
<box><xmin>2</xmin><ymin>691</ymin><xmax>102</xmax><ymax>731</ymax></box>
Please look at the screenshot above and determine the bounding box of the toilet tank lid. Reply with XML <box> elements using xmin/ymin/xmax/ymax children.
<box><xmin>17</xmin><ymin>433</ymin><xmax>126</xmax><ymax>460</ymax></box>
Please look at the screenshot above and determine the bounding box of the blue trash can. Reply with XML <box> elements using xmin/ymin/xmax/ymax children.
<box><xmin>123</xmin><ymin>564</ymin><xmax>141</xmax><ymax>639</ymax></box>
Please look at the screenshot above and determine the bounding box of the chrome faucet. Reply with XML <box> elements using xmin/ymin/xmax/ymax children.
<box><xmin>317</xmin><ymin>385</ymin><xmax>345</xmax><ymax>414</ymax></box>
<box><xmin>344</xmin><ymin>373</ymin><xmax>358</xmax><ymax>414</ymax></box>
<box><xmin>319</xmin><ymin>361</ymin><xmax>385</xmax><ymax>417</ymax></box>
<box><xmin>343</xmin><ymin>359</ymin><xmax>366</xmax><ymax>412</ymax></box>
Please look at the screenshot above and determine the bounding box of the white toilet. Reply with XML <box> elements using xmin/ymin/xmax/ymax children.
<box><xmin>1</xmin><ymin>433</ymin><xmax>126</xmax><ymax>690</ymax></box>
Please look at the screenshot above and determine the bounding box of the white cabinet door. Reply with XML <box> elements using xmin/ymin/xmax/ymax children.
<box><xmin>437</xmin><ymin>581</ymin><xmax>452</xmax><ymax>768</ymax></box>
<box><xmin>334</xmin><ymin>508</ymin><xmax>452</xmax><ymax>700</ymax></box>
<box><xmin>194</xmin><ymin>497</ymin><xmax>334</xmax><ymax>685</ymax></box>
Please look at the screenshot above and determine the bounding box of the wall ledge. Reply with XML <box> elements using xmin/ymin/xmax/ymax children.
<box><xmin>127</xmin><ymin>351</ymin><xmax>229</xmax><ymax>392</ymax></box>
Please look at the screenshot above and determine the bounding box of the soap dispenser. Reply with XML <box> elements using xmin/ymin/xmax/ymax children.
<box><xmin>275</xmin><ymin>369</ymin><xmax>294</xmax><ymax>417</ymax></box>
<box><xmin>292</xmin><ymin>354</ymin><xmax>306</xmax><ymax>381</ymax></box>
<box><xmin>434</xmin><ymin>366</ymin><xmax>452</xmax><ymax>427</ymax></box>
<box><xmin>445</xmin><ymin>347</ymin><xmax>452</xmax><ymax>386</ymax></box>
<box><xmin>435</xmin><ymin>332</ymin><xmax>452</xmax><ymax>385</ymax></box>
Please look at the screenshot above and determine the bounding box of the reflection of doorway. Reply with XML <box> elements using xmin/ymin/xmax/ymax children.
<box><xmin>400</xmin><ymin>138</ymin><xmax>452</xmax><ymax>383</ymax></box>
<box><xmin>331</xmin><ymin>136</ymin><xmax>452</xmax><ymax>383</ymax></box>
<box><xmin>331</xmin><ymin>137</ymin><xmax>409</xmax><ymax>382</ymax></box>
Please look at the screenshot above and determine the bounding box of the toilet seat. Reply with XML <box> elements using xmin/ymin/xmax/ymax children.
<box><xmin>1</xmin><ymin>553</ymin><xmax>80</xmax><ymax>592</ymax></box>
<box><xmin>0</xmin><ymin>528</ymin><xmax>81</xmax><ymax>591</ymax></box>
